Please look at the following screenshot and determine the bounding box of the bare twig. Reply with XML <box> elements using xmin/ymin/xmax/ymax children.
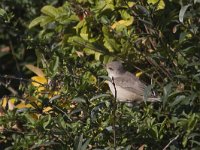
<box><xmin>163</xmin><ymin>135</ymin><xmax>179</xmax><ymax>150</ymax></box>
<box><xmin>0</xmin><ymin>75</ymin><xmax>45</xmax><ymax>86</ymax></box>
<box><xmin>0</xmin><ymin>81</ymin><xmax>18</xmax><ymax>95</ymax></box>
<box><xmin>132</xmin><ymin>64</ymin><xmax>162</xmax><ymax>87</ymax></box>
<box><xmin>146</xmin><ymin>57</ymin><xmax>172</xmax><ymax>81</ymax></box>
<box><xmin>52</xmin><ymin>105</ymin><xmax>72</xmax><ymax>121</ymax></box>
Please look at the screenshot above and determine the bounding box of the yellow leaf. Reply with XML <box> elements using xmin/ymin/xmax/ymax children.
<box><xmin>15</xmin><ymin>102</ymin><xmax>33</xmax><ymax>109</ymax></box>
<box><xmin>8</xmin><ymin>98</ymin><xmax>15</xmax><ymax>110</ymax></box>
<box><xmin>26</xmin><ymin>96</ymin><xmax>42</xmax><ymax>107</ymax></box>
<box><xmin>1</xmin><ymin>97</ymin><xmax>8</xmax><ymax>108</ymax></box>
<box><xmin>30</xmin><ymin>113</ymin><xmax>39</xmax><ymax>120</ymax></box>
<box><xmin>1</xmin><ymin>97</ymin><xmax>33</xmax><ymax>110</ymax></box>
<box><xmin>43</xmin><ymin>107</ymin><xmax>52</xmax><ymax>112</ymax></box>
<box><xmin>128</xmin><ymin>2</ymin><xmax>135</xmax><ymax>7</ymax></box>
<box><xmin>89</xmin><ymin>74</ymin><xmax>97</xmax><ymax>84</ymax></box>
<box><xmin>136</xmin><ymin>71</ymin><xmax>143</xmax><ymax>77</ymax></box>
<box><xmin>31</xmin><ymin>76</ymin><xmax>47</xmax><ymax>87</ymax></box>
<box><xmin>111</xmin><ymin>17</ymin><xmax>134</xmax><ymax>29</ymax></box>
<box><xmin>25</xmin><ymin>64</ymin><xmax>45</xmax><ymax>77</ymax></box>
<box><xmin>147</xmin><ymin>0</ymin><xmax>165</xmax><ymax>10</ymax></box>
<box><xmin>26</xmin><ymin>96</ymin><xmax>38</xmax><ymax>102</ymax></box>
<box><xmin>1</xmin><ymin>97</ymin><xmax>15</xmax><ymax>110</ymax></box>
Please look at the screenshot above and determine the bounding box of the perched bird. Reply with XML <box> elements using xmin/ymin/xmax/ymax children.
<box><xmin>106</xmin><ymin>61</ymin><xmax>160</xmax><ymax>103</ymax></box>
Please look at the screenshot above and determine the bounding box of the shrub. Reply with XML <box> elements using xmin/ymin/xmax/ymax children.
<box><xmin>0</xmin><ymin>0</ymin><xmax>200</xmax><ymax>149</ymax></box>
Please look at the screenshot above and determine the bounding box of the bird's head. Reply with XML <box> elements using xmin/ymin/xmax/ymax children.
<box><xmin>106</xmin><ymin>61</ymin><xmax>125</xmax><ymax>77</ymax></box>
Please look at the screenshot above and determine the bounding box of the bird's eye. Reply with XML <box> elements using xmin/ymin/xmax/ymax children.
<box><xmin>108</xmin><ymin>67</ymin><xmax>113</xmax><ymax>70</ymax></box>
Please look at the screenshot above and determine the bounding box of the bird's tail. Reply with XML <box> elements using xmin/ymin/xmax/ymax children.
<box><xmin>147</xmin><ymin>97</ymin><xmax>161</xmax><ymax>102</ymax></box>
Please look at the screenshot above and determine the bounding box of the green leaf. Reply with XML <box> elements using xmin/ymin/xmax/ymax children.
<box><xmin>29</xmin><ymin>16</ymin><xmax>46</xmax><ymax>28</ymax></box>
<box><xmin>24</xmin><ymin>114</ymin><xmax>36</xmax><ymax>125</ymax></box>
<box><xmin>162</xmin><ymin>83</ymin><xmax>172</xmax><ymax>107</ymax></box>
<box><xmin>99</xmin><ymin>75</ymin><xmax>112</xmax><ymax>82</ymax></box>
<box><xmin>74</xmin><ymin>134</ymin><xmax>83</xmax><ymax>150</ymax></box>
<box><xmin>39</xmin><ymin>16</ymin><xmax>55</xmax><ymax>26</ymax></box>
<box><xmin>144</xmin><ymin>85</ymin><xmax>154</xmax><ymax>102</ymax></box>
<box><xmin>43</xmin><ymin>114</ymin><xmax>51</xmax><ymax>129</ymax></box>
<box><xmin>41</xmin><ymin>5</ymin><xmax>59</xmax><ymax>17</ymax></box>
<box><xmin>58</xmin><ymin>115</ymin><xmax>66</xmax><ymax>129</ymax></box>
<box><xmin>72</xmin><ymin>97</ymin><xmax>86</xmax><ymax>103</ymax></box>
<box><xmin>90</xmin><ymin>94</ymin><xmax>110</xmax><ymax>101</ymax></box>
<box><xmin>80</xmin><ymin>26</ymin><xmax>89</xmax><ymax>40</ymax></box>
<box><xmin>103</xmin><ymin>36</ymin><xmax>120</xmax><ymax>52</ymax></box>
<box><xmin>169</xmin><ymin>95</ymin><xmax>186</xmax><ymax>109</ymax></box>
<box><xmin>81</xmin><ymin>138</ymin><xmax>91</xmax><ymax>150</ymax></box>
<box><xmin>75</xmin><ymin>19</ymin><xmax>86</xmax><ymax>33</ymax></box>
<box><xmin>179</xmin><ymin>4</ymin><xmax>192</xmax><ymax>23</ymax></box>
<box><xmin>53</xmin><ymin>56</ymin><xmax>59</xmax><ymax>72</ymax></box>
<box><xmin>147</xmin><ymin>0</ymin><xmax>165</xmax><ymax>10</ymax></box>
<box><xmin>0</xmin><ymin>8</ymin><xmax>6</xmax><ymax>16</ymax></box>
<box><xmin>49</xmin><ymin>95</ymin><xmax>61</xmax><ymax>103</ymax></box>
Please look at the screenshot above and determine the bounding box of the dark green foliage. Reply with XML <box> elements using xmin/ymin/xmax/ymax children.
<box><xmin>0</xmin><ymin>0</ymin><xmax>200</xmax><ymax>149</ymax></box>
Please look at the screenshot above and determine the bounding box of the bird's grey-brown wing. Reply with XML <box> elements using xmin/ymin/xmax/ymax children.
<box><xmin>113</xmin><ymin>71</ymin><xmax>146</xmax><ymax>96</ymax></box>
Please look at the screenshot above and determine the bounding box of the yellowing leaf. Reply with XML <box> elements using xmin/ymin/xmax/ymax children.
<box><xmin>43</xmin><ymin>107</ymin><xmax>52</xmax><ymax>112</ymax></box>
<box><xmin>80</xmin><ymin>26</ymin><xmax>89</xmax><ymax>40</ymax></box>
<box><xmin>128</xmin><ymin>2</ymin><xmax>135</xmax><ymax>7</ymax></box>
<box><xmin>111</xmin><ymin>17</ymin><xmax>134</xmax><ymax>29</ymax></box>
<box><xmin>25</xmin><ymin>64</ymin><xmax>45</xmax><ymax>77</ymax></box>
<box><xmin>31</xmin><ymin>76</ymin><xmax>47</xmax><ymax>87</ymax></box>
<box><xmin>26</xmin><ymin>96</ymin><xmax>42</xmax><ymax>107</ymax></box>
<box><xmin>89</xmin><ymin>75</ymin><xmax>97</xmax><ymax>84</ymax></box>
<box><xmin>147</xmin><ymin>0</ymin><xmax>165</xmax><ymax>10</ymax></box>
<box><xmin>1</xmin><ymin>97</ymin><xmax>33</xmax><ymax>110</ymax></box>
<box><xmin>26</xmin><ymin>96</ymin><xmax>38</xmax><ymax>102</ymax></box>
<box><xmin>16</xmin><ymin>102</ymin><xmax>33</xmax><ymax>109</ymax></box>
<box><xmin>1</xmin><ymin>97</ymin><xmax>8</xmax><ymax>108</ymax></box>
<box><xmin>136</xmin><ymin>71</ymin><xmax>143</xmax><ymax>77</ymax></box>
<box><xmin>1</xmin><ymin>97</ymin><xmax>15</xmax><ymax>110</ymax></box>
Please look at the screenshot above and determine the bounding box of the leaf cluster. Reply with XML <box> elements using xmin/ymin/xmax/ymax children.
<box><xmin>0</xmin><ymin>0</ymin><xmax>200</xmax><ymax>149</ymax></box>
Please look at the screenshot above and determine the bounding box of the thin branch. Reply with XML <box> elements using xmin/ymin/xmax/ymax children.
<box><xmin>0</xmin><ymin>75</ymin><xmax>45</xmax><ymax>86</ymax></box>
<box><xmin>0</xmin><ymin>81</ymin><xmax>18</xmax><ymax>95</ymax></box>
<box><xmin>146</xmin><ymin>57</ymin><xmax>173</xmax><ymax>81</ymax></box>
<box><xmin>132</xmin><ymin>64</ymin><xmax>162</xmax><ymax>87</ymax></box>
<box><xmin>163</xmin><ymin>135</ymin><xmax>179</xmax><ymax>150</ymax></box>
<box><xmin>52</xmin><ymin>105</ymin><xmax>72</xmax><ymax>122</ymax></box>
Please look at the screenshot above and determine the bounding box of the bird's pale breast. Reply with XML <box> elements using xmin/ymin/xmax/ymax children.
<box><xmin>108</xmin><ymin>82</ymin><xmax>143</xmax><ymax>102</ymax></box>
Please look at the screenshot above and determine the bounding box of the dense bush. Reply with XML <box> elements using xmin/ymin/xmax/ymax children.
<box><xmin>0</xmin><ymin>0</ymin><xmax>200</xmax><ymax>149</ymax></box>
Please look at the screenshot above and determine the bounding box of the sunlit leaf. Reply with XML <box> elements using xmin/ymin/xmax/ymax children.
<box><xmin>0</xmin><ymin>8</ymin><xmax>6</xmax><ymax>16</ymax></box>
<box><xmin>43</xmin><ymin>107</ymin><xmax>52</xmax><ymax>112</ymax></box>
<box><xmin>136</xmin><ymin>71</ymin><xmax>143</xmax><ymax>77</ymax></box>
<box><xmin>179</xmin><ymin>4</ymin><xmax>192</xmax><ymax>23</ymax></box>
<box><xmin>28</xmin><ymin>16</ymin><xmax>47</xmax><ymax>28</ymax></box>
<box><xmin>147</xmin><ymin>0</ymin><xmax>165</xmax><ymax>10</ymax></box>
<box><xmin>25</xmin><ymin>64</ymin><xmax>45</xmax><ymax>77</ymax></box>
<box><xmin>41</xmin><ymin>5</ymin><xmax>59</xmax><ymax>17</ymax></box>
<box><xmin>31</xmin><ymin>76</ymin><xmax>47</xmax><ymax>86</ymax></box>
<box><xmin>111</xmin><ymin>17</ymin><xmax>134</xmax><ymax>29</ymax></box>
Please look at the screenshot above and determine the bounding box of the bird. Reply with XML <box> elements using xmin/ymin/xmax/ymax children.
<box><xmin>105</xmin><ymin>61</ymin><xmax>160</xmax><ymax>103</ymax></box>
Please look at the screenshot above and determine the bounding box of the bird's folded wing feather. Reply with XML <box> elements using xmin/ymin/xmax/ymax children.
<box><xmin>113</xmin><ymin>72</ymin><xmax>146</xmax><ymax>96</ymax></box>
